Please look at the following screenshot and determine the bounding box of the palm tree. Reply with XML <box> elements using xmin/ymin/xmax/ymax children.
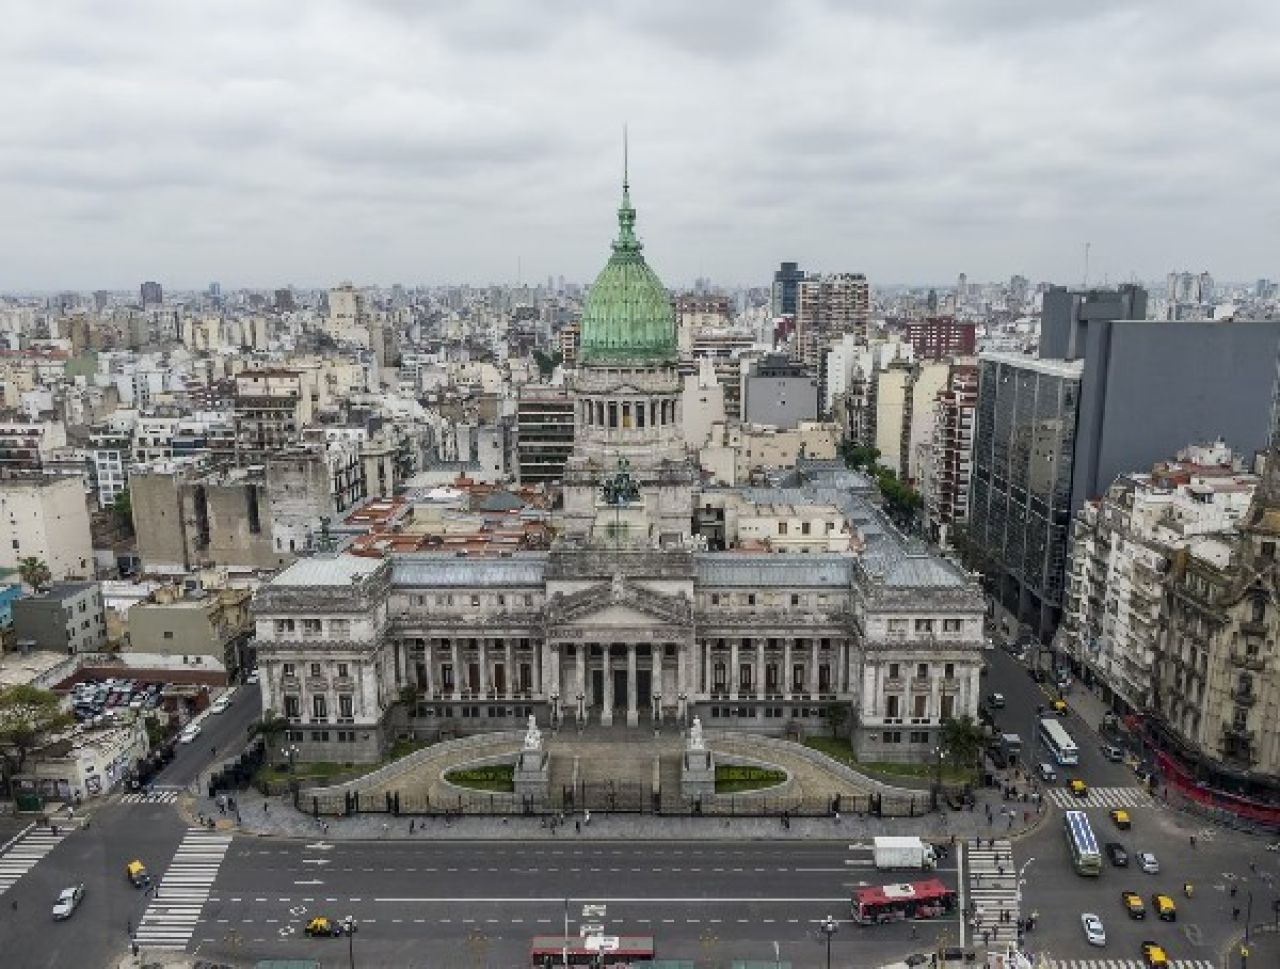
<box><xmin>17</xmin><ymin>557</ymin><xmax>51</xmax><ymax>591</ymax></box>
<box><xmin>248</xmin><ymin>710</ymin><xmax>289</xmax><ymax>755</ymax></box>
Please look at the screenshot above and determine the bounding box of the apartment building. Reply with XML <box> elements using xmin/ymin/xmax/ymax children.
<box><xmin>903</xmin><ymin>316</ymin><xmax>976</xmax><ymax>361</ymax></box>
<box><xmin>920</xmin><ymin>361</ymin><xmax>978</xmax><ymax>547</ymax></box>
<box><xmin>234</xmin><ymin>369</ymin><xmax>313</xmax><ymax>453</ymax></box>
<box><xmin>0</xmin><ymin>475</ymin><xmax>94</xmax><ymax>580</ymax></box>
<box><xmin>516</xmin><ymin>387</ymin><xmax>575</xmax><ymax>486</ymax></box>
<box><xmin>795</xmin><ymin>273</ymin><xmax>870</xmax><ymax>372</ymax></box>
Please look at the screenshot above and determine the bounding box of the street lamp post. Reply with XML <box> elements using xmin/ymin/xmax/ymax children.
<box><xmin>342</xmin><ymin>915</ymin><xmax>358</xmax><ymax>969</ymax></box>
<box><xmin>819</xmin><ymin>915</ymin><xmax>838</xmax><ymax>969</ymax></box>
<box><xmin>576</xmin><ymin>692</ymin><xmax>584</xmax><ymax>731</ymax></box>
<box><xmin>281</xmin><ymin>744</ymin><xmax>299</xmax><ymax>773</ymax></box>
<box><xmin>653</xmin><ymin>692</ymin><xmax>662</xmax><ymax>733</ymax></box>
<box><xmin>932</xmin><ymin>745</ymin><xmax>944</xmax><ymax>810</ymax></box>
<box><xmin>550</xmin><ymin>692</ymin><xmax>559</xmax><ymax>730</ymax></box>
<box><xmin>1242</xmin><ymin>890</ymin><xmax>1253</xmax><ymax>968</ymax></box>
<box><xmin>678</xmin><ymin>692</ymin><xmax>688</xmax><ymax>727</ymax></box>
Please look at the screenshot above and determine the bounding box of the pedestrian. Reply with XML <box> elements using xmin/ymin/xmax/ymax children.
<box><xmin>263</xmin><ymin>802</ymin><xmax>269</xmax><ymax>815</ymax></box>
<box><xmin>1230</xmin><ymin>885</ymin><xmax>1238</xmax><ymax>898</ymax></box>
<box><xmin>410</xmin><ymin>819</ymin><xmax>415</xmax><ymax>833</ymax></box>
<box><xmin>1190</xmin><ymin>834</ymin><xmax>1196</xmax><ymax>848</ymax></box>
<box><xmin>131</xmin><ymin>941</ymin><xmax>139</xmax><ymax>957</ymax></box>
<box><xmin>127</xmin><ymin>919</ymin><xmax>132</xmax><ymax>935</ymax></box>
<box><xmin>1232</xmin><ymin>907</ymin><xmax>1240</xmax><ymax>921</ymax></box>
<box><xmin>982</xmin><ymin>930</ymin><xmax>990</xmax><ymax>946</ymax></box>
<box><xmin>834</xmin><ymin>811</ymin><xmax>841</xmax><ymax>824</ymax></box>
<box><xmin>575</xmin><ymin>820</ymin><xmax>581</xmax><ymax>834</ymax></box>
<box><xmin>584</xmin><ymin>810</ymin><xmax>591</xmax><ymax>826</ymax></box>
<box><xmin>911</xmin><ymin>924</ymin><xmax>918</xmax><ymax>939</ymax></box>
<box><xmin>10</xmin><ymin>899</ymin><xmax>16</xmax><ymax>912</ymax></box>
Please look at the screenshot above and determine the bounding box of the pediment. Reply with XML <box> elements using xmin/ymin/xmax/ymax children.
<box><xmin>546</xmin><ymin>575</ymin><xmax>692</xmax><ymax>628</ymax></box>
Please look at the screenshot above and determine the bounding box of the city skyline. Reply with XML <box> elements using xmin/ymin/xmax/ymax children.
<box><xmin>3</xmin><ymin>1</ymin><xmax>1279</xmax><ymax>290</ymax></box>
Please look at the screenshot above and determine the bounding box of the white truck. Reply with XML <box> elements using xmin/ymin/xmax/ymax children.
<box><xmin>873</xmin><ymin>836</ymin><xmax>938</xmax><ymax>871</ymax></box>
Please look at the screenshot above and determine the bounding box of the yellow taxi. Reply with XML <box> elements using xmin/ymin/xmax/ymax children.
<box><xmin>1069</xmin><ymin>778</ymin><xmax>1089</xmax><ymax>798</ymax></box>
<box><xmin>1122</xmin><ymin>890</ymin><xmax>1146</xmax><ymax>919</ymax></box>
<box><xmin>1110</xmin><ymin>808</ymin><xmax>1132</xmax><ymax>830</ymax></box>
<box><xmin>1051</xmin><ymin>698</ymin><xmax>1069</xmax><ymax>716</ymax></box>
<box><xmin>125</xmin><ymin>860</ymin><xmax>150</xmax><ymax>888</ymax></box>
<box><xmin>1152</xmin><ymin>893</ymin><xmax>1177</xmax><ymax>921</ymax></box>
<box><xmin>1142</xmin><ymin>941</ymin><xmax>1169</xmax><ymax>968</ymax></box>
<box><xmin>305</xmin><ymin>916</ymin><xmax>344</xmax><ymax>937</ymax></box>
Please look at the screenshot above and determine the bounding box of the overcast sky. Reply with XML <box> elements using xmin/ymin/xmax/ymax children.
<box><xmin>3</xmin><ymin>0</ymin><xmax>1277</xmax><ymax>292</ymax></box>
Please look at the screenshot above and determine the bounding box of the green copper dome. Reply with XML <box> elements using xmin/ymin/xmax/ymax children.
<box><xmin>578</xmin><ymin>181</ymin><xmax>677</xmax><ymax>366</ymax></box>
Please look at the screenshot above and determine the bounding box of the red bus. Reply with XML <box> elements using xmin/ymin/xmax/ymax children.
<box><xmin>530</xmin><ymin>935</ymin><xmax>656</xmax><ymax>967</ymax></box>
<box><xmin>852</xmin><ymin>879</ymin><xmax>958</xmax><ymax>924</ymax></box>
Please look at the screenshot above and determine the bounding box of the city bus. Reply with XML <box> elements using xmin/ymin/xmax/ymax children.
<box><xmin>530</xmin><ymin>935</ymin><xmax>656</xmax><ymax>967</ymax></box>
<box><xmin>851</xmin><ymin>879</ymin><xmax>958</xmax><ymax>924</ymax></box>
<box><xmin>1038</xmin><ymin>716</ymin><xmax>1079</xmax><ymax>765</ymax></box>
<box><xmin>1064</xmin><ymin>809</ymin><xmax>1103</xmax><ymax>876</ymax></box>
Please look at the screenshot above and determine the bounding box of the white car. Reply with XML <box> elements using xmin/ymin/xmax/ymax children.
<box><xmin>245</xmin><ymin>670</ymin><xmax>260</xmax><ymax>685</ymax></box>
<box><xmin>1081</xmin><ymin>912</ymin><xmax>1106</xmax><ymax>946</ymax></box>
<box><xmin>210</xmin><ymin>697</ymin><xmax>231</xmax><ymax>714</ymax></box>
<box><xmin>178</xmin><ymin>723</ymin><xmax>202</xmax><ymax>744</ymax></box>
<box><xmin>52</xmin><ymin>884</ymin><xmax>85</xmax><ymax>920</ymax></box>
<box><xmin>1137</xmin><ymin>851</ymin><xmax>1160</xmax><ymax>874</ymax></box>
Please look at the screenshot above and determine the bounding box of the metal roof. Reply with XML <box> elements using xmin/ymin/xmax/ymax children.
<box><xmin>391</xmin><ymin>552</ymin><xmax>548</xmax><ymax>587</ymax></box>
<box><xmin>695</xmin><ymin>553</ymin><xmax>854</xmax><ymax>587</ymax></box>
<box><xmin>271</xmin><ymin>555</ymin><xmax>384</xmax><ymax>587</ymax></box>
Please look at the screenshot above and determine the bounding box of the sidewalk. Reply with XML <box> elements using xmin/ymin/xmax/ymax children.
<box><xmin>185</xmin><ymin>783</ymin><xmax>1048</xmax><ymax>842</ymax></box>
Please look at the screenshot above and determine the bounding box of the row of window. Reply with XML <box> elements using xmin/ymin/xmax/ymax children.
<box><xmin>283</xmin><ymin>694</ymin><xmax>355</xmax><ymax>720</ymax></box>
<box><xmin>274</xmin><ymin>618</ymin><xmax>352</xmax><ymax>638</ymax></box>
<box><xmin>887</xmin><ymin>618</ymin><xmax>964</xmax><ymax>634</ymax></box>
<box><xmin>580</xmin><ymin>397</ymin><xmax>677</xmax><ymax>429</ymax></box>
<box><xmin>885</xmin><ymin>662</ymin><xmax>959</xmax><ymax>680</ymax></box>
<box><xmin>285</xmin><ymin>729</ymin><xmax>358</xmax><ymax>743</ymax></box>
<box><xmin>706</xmin><ymin>592</ymin><xmax>842</xmax><ymax>608</ymax></box>
<box><xmin>879</xmin><ymin>730</ymin><xmax>933</xmax><ymax>744</ymax></box>
<box><xmin>706</xmin><ymin>706</ymin><xmax>827</xmax><ymax>719</ymax></box>
<box><xmin>283</xmin><ymin>661</ymin><xmax>353</xmax><ymax>679</ymax></box>
<box><xmin>710</xmin><ymin>663</ymin><xmax>832</xmax><ymax>692</ymax></box>
<box><xmin>883</xmin><ymin>694</ymin><xmax>957</xmax><ymax>720</ymax></box>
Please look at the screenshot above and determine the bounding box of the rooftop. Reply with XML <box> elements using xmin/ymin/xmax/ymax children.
<box><xmin>271</xmin><ymin>554</ymin><xmax>386</xmax><ymax>587</ymax></box>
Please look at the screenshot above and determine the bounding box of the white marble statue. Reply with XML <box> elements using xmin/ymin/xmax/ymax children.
<box><xmin>523</xmin><ymin>714</ymin><xmax>543</xmax><ymax>751</ymax></box>
<box><xmin>689</xmin><ymin>716</ymin><xmax>705</xmax><ymax>751</ymax></box>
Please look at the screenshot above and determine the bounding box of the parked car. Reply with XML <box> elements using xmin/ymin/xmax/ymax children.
<box><xmin>1080</xmin><ymin>912</ymin><xmax>1106</xmax><ymax>946</ymax></box>
<box><xmin>52</xmin><ymin>884</ymin><xmax>85</xmax><ymax>920</ymax></box>
<box><xmin>210</xmin><ymin>696</ymin><xmax>231</xmax><ymax>714</ymax></box>
<box><xmin>987</xmin><ymin>692</ymin><xmax>1006</xmax><ymax>708</ymax></box>
<box><xmin>1102</xmin><ymin>743</ymin><xmax>1124</xmax><ymax>762</ymax></box>
<box><xmin>246</xmin><ymin>670</ymin><xmax>260</xmax><ymax>685</ymax></box>
<box><xmin>178</xmin><ymin>723</ymin><xmax>202</xmax><ymax>744</ymax></box>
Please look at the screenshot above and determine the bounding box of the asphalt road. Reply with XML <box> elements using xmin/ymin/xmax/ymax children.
<box><xmin>191</xmin><ymin>838</ymin><xmax>966</xmax><ymax>968</ymax></box>
<box><xmin>155</xmin><ymin>683</ymin><xmax>261</xmax><ymax>788</ymax></box>
<box><xmin>985</xmin><ymin>648</ymin><xmax>1280</xmax><ymax>966</ymax></box>
<box><xmin>0</xmin><ymin>803</ymin><xmax>188</xmax><ymax>969</ymax></box>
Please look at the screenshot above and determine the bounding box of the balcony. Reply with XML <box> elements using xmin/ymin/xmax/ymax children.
<box><xmin>941</xmin><ymin>678</ymin><xmax>960</xmax><ymax>693</ymax></box>
<box><xmin>1221</xmin><ymin>723</ymin><xmax>1254</xmax><ymax>741</ymax></box>
<box><xmin>1229</xmin><ymin>652</ymin><xmax>1265</xmax><ymax>672</ymax></box>
<box><xmin>1230</xmin><ymin>687</ymin><xmax>1257</xmax><ymax>707</ymax></box>
<box><xmin>1239</xmin><ymin>620</ymin><xmax>1267</xmax><ymax>637</ymax></box>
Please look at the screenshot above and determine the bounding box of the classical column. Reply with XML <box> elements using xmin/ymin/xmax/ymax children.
<box><xmin>602</xmin><ymin>645</ymin><xmax>614</xmax><ymax>726</ymax></box>
<box><xmin>540</xmin><ymin>642</ymin><xmax>553</xmax><ymax>697</ymax></box>
<box><xmin>576</xmin><ymin>644</ymin><xmax>587</xmax><ymax>722</ymax></box>
<box><xmin>626</xmin><ymin>644</ymin><xmax>638</xmax><ymax>727</ymax></box>
<box><xmin>676</xmin><ymin>641</ymin><xmax>687</xmax><ymax>701</ymax></box>
<box><xmin>703</xmin><ymin>641</ymin><xmax>711</xmax><ymax>694</ymax></box>
<box><xmin>478</xmin><ymin>639</ymin><xmax>490</xmax><ymax>698</ymax></box>
<box><xmin>808</xmin><ymin>640</ymin><xmax>820</xmax><ymax>697</ymax></box>
<box><xmin>425</xmin><ymin>642</ymin><xmax>436</xmax><ymax>697</ymax></box>
<box><xmin>504</xmin><ymin>639</ymin><xmax>515</xmax><ymax>699</ymax></box>
<box><xmin>756</xmin><ymin>639</ymin><xmax>766</xmax><ymax>700</ymax></box>
<box><xmin>729</xmin><ymin>639</ymin><xmax>740</xmax><ymax>700</ymax></box>
<box><xmin>652</xmin><ymin>645</ymin><xmax>665</xmax><ymax>721</ymax></box>
<box><xmin>450</xmin><ymin>639</ymin><xmax>461</xmax><ymax>700</ymax></box>
<box><xmin>783</xmin><ymin>638</ymin><xmax>794</xmax><ymax>700</ymax></box>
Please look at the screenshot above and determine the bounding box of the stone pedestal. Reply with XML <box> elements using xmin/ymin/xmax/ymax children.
<box><xmin>514</xmin><ymin>747</ymin><xmax>549</xmax><ymax>804</ymax></box>
<box><xmin>680</xmin><ymin>747</ymin><xmax>716</xmax><ymax>800</ymax></box>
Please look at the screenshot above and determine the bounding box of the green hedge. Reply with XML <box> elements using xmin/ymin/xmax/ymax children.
<box><xmin>445</xmin><ymin>764</ymin><xmax>515</xmax><ymax>793</ymax></box>
<box><xmin>715</xmin><ymin>765</ymin><xmax>786</xmax><ymax>793</ymax></box>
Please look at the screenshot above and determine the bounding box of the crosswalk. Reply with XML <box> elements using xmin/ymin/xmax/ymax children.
<box><xmin>1044</xmin><ymin>960</ymin><xmax>1214</xmax><ymax>969</ymax></box>
<box><xmin>0</xmin><ymin>821</ymin><xmax>77</xmax><ymax>894</ymax></box>
<box><xmin>966</xmin><ymin>837</ymin><xmax>1019</xmax><ymax>946</ymax></box>
<box><xmin>1043</xmin><ymin>786</ymin><xmax>1155</xmax><ymax>809</ymax></box>
<box><xmin>133</xmin><ymin>828</ymin><xmax>233</xmax><ymax>950</ymax></box>
<box><xmin>120</xmin><ymin>789</ymin><xmax>181</xmax><ymax>804</ymax></box>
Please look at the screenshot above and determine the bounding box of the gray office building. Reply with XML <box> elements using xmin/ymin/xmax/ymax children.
<box><xmin>742</xmin><ymin>354</ymin><xmax>818</xmax><ymax>429</ymax></box>
<box><xmin>969</xmin><ymin>354</ymin><xmax>1083</xmax><ymax>638</ymax></box>
<box><xmin>770</xmin><ymin>261</ymin><xmax>805</xmax><ymax>318</ymax></box>
<box><xmin>1039</xmin><ymin>284</ymin><xmax>1148</xmax><ymax>360</ymax></box>
<box><xmin>971</xmin><ymin>310</ymin><xmax>1280</xmax><ymax>640</ymax></box>
<box><xmin>12</xmin><ymin>582</ymin><xmax>107</xmax><ymax>654</ymax></box>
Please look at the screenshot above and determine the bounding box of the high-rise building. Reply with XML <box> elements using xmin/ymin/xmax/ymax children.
<box><xmin>904</xmin><ymin>316</ymin><xmax>976</xmax><ymax>361</ymax></box>
<box><xmin>516</xmin><ymin>386</ymin><xmax>575</xmax><ymax>485</ymax></box>
<box><xmin>742</xmin><ymin>354</ymin><xmax>818</xmax><ymax>430</ymax></box>
<box><xmin>795</xmin><ymin>273</ymin><xmax>870</xmax><ymax>372</ymax></box>
<box><xmin>921</xmin><ymin>361</ymin><xmax>978</xmax><ymax>547</ymax></box>
<box><xmin>1039</xmin><ymin>284</ymin><xmax>1147</xmax><ymax>360</ymax></box>
<box><xmin>140</xmin><ymin>281</ymin><xmax>163</xmax><ymax>306</ymax></box>
<box><xmin>770</xmin><ymin>261</ymin><xmax>805</xmax><ymax>318</ymax></box>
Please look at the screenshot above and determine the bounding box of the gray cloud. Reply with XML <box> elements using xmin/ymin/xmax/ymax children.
<box><xmin>1</xmin><ymin>0</ymin><xmax>1277</xmax><ymax>290</ymax></box>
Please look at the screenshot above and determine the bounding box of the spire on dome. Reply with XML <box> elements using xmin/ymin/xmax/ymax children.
<box><xmin>614</xmin><ymin>126</ymin><xmax>640</xmax><ymax>255</ymax></box>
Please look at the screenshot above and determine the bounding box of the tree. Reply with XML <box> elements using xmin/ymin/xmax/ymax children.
<box><xmin>248</xmin><ymin>710</ymin><xmax>290</xmax><ymax>751</ymax></box>
<box><xmin>0</xmin><ymin>685</ymin><xmax>73</xmax><ymax>782</ymax></box>
<box><xmin>532</xmin><ymin>349</ymin><xmax>563</xmax><ymax>378</ymax></box>
<box><xmin>839</xmin><ymin>441</ymin><xmax>881</xmax><ymax>472</ymax></box>
<box><xmin>399</xmin><ymin>685</ymin><xmax>420</xmax><ymax>710</ymax></box>
<box><xmin>111</xmin><ymin>489</ymin><xmax>135</xmax><ymax>536</ymax></box>
<box><xmin>825</xmin><ymin>702</ymin><xmax>850</xmax><ymax>739</ymax></box>
<box><xmin>939</xmin><ymin>715</ymin><xmax>985</xmax><ymax>772</ymax></box>
<box><xmin>17</xmin><ymin>557</ymin><xmax>51</xmax><ymax>591</ymax></box>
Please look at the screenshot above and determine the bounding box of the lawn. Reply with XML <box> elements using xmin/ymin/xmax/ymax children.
<box><xmin>804</xmin><ymin>736</ymin><xmax>975</xmax><ymax>785</ymax></box>
<box><xmin>445</xmin><ymin>764</ymin><xmax>515</xmax><ymax>793</ymax></box>
<box><xmin>715</xmin><ymin>765</ymin><xmax>786</xmax><ymax>794</ymax></box>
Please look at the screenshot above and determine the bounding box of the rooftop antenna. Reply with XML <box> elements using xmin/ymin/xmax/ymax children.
<box><xmin>623</xmin><ymin>124</ymin><xmax>629</xmax><ymax>189</ymax></box>
<box><xmin>1083</xmin><ymin>242</ymin><xmax>1091</xmax><ymax>288</ymax></box>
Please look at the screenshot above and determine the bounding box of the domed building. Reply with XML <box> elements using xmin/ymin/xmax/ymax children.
<box><xmin>559</xmin><ymin>176</ymin><xmax>697</xmax><ymax>547</ymax></box>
